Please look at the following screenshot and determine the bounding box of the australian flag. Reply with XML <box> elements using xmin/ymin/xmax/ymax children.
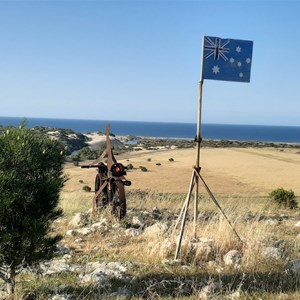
<box><xmin>202</xmin><ymin>36</ymin><xmax>253</xmax><ymax>83</ymax></box>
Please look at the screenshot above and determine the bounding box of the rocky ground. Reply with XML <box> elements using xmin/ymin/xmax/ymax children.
<box><xmin>2</xmin><ymin>206</ymin><xmax>300</xmax><ymax>299</ymax></box>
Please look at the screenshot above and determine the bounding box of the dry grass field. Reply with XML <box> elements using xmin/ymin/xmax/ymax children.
<box><xmin>65</xmin><ymin>146</ymin><xmax>300</xmax><ymax>196</ymax></box>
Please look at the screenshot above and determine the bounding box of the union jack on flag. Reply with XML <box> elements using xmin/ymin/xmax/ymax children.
<box><xmin>202</xmin><ymin>36</ymin><xmax>253</xmax><ymax>83</ymax></box>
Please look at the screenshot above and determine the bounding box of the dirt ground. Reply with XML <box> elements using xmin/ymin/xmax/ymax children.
<box><xmin>63</xmin><ymin>147</ymin><xmax>300</xmax><ymax>197</ymax></box>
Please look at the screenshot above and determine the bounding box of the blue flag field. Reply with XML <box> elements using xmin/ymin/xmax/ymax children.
<box><xmin>202</xmin><ymin>36</ymin><xmax>253</xmax><ymax>83</ymax></box>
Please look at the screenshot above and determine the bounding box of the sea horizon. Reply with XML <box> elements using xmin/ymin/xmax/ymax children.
<box><xmin>1</xmin><ymin>116</ymin><xmax>300</xmax><ymax>143</ymax></box>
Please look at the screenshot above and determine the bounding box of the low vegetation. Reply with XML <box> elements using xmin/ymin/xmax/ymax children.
<box><xmin>269</xmin><ymin>188</ymin><xmax>298</xmax><ymax>209</ymax></box>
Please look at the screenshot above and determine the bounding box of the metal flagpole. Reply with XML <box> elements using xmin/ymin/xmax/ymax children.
<box><xmin>193</xmin><ymin>79</ymin><xmax>204</xmax><ymax>237</ymax></box>
<box><xmin>193</xmin><ymin>35</ymin><xmax>205</xmax><ymax>237</ymax></box>
<box><xmin>174</xmin><ymin>39</ymin><xmax>206</xmax><ymax>259</ymax></box>
<box><xmin>174</xmin><ymin>36</ymin><xmax>243</xmax><ymax>260</ymax></box>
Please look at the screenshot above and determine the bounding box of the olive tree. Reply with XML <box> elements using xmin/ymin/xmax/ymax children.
<box><xmin>0</xmin><ymin>126</ymin><xmax>66</xmax><ymax>294</ymax></box>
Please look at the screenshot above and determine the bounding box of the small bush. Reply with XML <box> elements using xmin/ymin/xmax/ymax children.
<box><xmin>79</xmin><ymin>180</ymin><xmax>84</xmax><ymax>184</ymax></box>
<box><xmin>147</xmin><ymin>158</ymin><xmax>151</xmax><ymax>162</ymax></box>
<box><xmin>82</xmin><ymin>185</ymin><xmax>92</xmax><ymax>192</ymax></box>
<box><xmin>139</xmin><ymin>166</ymin><xmax>148</xmax><ymax>172</ymax></box>
<box><xmin>169</xmin><ymin>158</ymin><xmax>174</xmax><ymax>162</ymax></box>
<box><xmin>156</xmin><ymin>163</ymin><xmax>161</xmax><ymax>166</ymax></box>
<box><xmin>269</xmin><ymin>188</ymin><xmax>297</xmax><ymax>209</ymax></box>
<box><xmin>126</xmin><ymin>163</ymin><xmax>134</xmax><ymax>170</ymax></box>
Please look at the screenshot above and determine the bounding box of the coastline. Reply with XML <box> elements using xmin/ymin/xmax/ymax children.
<box><xmin>84</xmin><ymin>132</ymin><xmax>300</xmax><ymax>150</ymax></box>
<box><xmin>1</xmin><ymin>116</ymin><xmax>300</xmax><ymax>143</ymax></box>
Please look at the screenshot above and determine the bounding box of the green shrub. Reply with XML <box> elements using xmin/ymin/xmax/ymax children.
<box><xmin>0</xmin><ymin>125</ymin><xmax>65</xmax><ymax>294</ymax></box>
<box><xmin>169</xmin><ymin>158</ymin><xmax>174</xmax><ymax>162</ymax></box>
<box><xmin>82</xmin><ymin>185</ymin><xmax>92</xmax><ymax>192</ymax></box>
<box><xmin>126</xmin><ymin>163</ymin><xmax>134</xmax><ymax>170</ymax></box>
<box><xmin>139</xmin><ymin>166</ymin><xmax>148</xmax><ymax>172</ymax></box>
<box><xmin>269</xmin><ymin>188</ymin><xmax>297</xmax><ymax>209</ymax></box>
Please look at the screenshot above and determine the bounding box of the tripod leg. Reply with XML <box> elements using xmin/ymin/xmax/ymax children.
<box><xmin>193</xmin><ymin>175</ymin><xmax>199</xmax><ymax>238</ymax></box>
<box><xmin>174</xmin><ymin>171</ymin><xmax>196</xmax><ymax>230</ymax></box>
<box><xmin>174</xmin><ymin>171</ymin><xmax>196</xmax><ymax>260</ymax></box>
<box><xmin>195</xmin><ymin>170</ymin><xmax>243</xmax><ymax>244</ymax></box>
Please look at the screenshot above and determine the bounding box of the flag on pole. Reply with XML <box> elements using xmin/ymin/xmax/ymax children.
<box><xmin>202</xmin><ymin>36</ymin><xmax>253</xmax><ymax>83</ymax></box>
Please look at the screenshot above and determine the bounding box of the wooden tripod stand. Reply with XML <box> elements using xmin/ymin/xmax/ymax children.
<box><xmin>174</xmin><ymin>80</ymin><xmax>243</xmax><ymax>260</ymax></box>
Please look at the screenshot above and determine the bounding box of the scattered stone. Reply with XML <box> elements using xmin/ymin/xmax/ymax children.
<box><xmin>22</xmin><ymin>292</ymin><xmax>37</xmax><ymax>300</ymax></box>
<box><xmin>66</xmin><ymin>229</ymin><xmax>77</xmax><ymax>236</ymax></box>
<box><xmin>198</xmin><ymin>281</ymin><xmax>220</xmax><ymax>299</ymax></box>
<box><xmin>55</xmin><ymin>244</ymin><xmax>70</xmax><ymax>255</ymax></box>
<box><xmin>286</xmin><ymin>259</ymin><xmax>300</xmax><ymax>275</ymax></box>
<box><xmin>0</xmin><ymin>291</ymin><xmax>9</xmax><ymax>300</ymax></box>
<box><xmin>132</xmin><ymin>215</ymin><xmax>145</xmax><ymax>228</ymax></box>
<box><xmin>125</xmin><ymin>228</ymin><xmax>142</xmax><ymax>237</ymax></box>
<box><xmin>39</xmin><ymin>259</ymin><xmax>70</xmax><ymax>276</ymax></box>
<box><xmin>91</xmin><ymin>219</ymin><xmax>108</xmax><ymax>231</ymax></box>
<box><xmin>63</xmin><ymin>254</ymin><xmax>72</xmax><ymax>261</ymax></box>
<box><xmin>75</xmin><ymin>238</ymin><xmax>84</xmax><ymax>243</ymax></box>
<box><xmin>162</xmin><ymin>259</ymin><xmax>181</xmax><ymax>266</ymax></box>
<box><xmin>70</xmin><ymin>212</ymin><xmax>89</xmax><ymax>227</ymax></box>
<box><xmin>142</xmin><ymin>222</ymin><xmax>168</xmax><ymax>237</ymax></box>
<box><xmin>109</xmin><ymin>287</ymin><xmax>132</xmax><ymax>300</ymax></box>
<box><xmin>112</xmin><ymin>223</ymin><xmax>121</xmax><ymax>229</ymax></box>
<box><xmin>51</xmin><ymin>295</ymin><xmax>68</xmax><ymax>300</ymax></box>
<box><xmin>294</xmin><ymin>221</ymin><xmax>300</xmax><ymax>227</ymax></box>
<box><xmin>227</xmin><ymin>290</ymin><xmax>241</xmax><ymax>299</ymax></box>
<box><xmin>189</xmin><ymin>238</ymin><xmax>215</xmax><ymax>263</ymax></box>
<box><xmin>77</xmin><ymin>227</ymin><xmax>93</xmax><ymax>235</ymax></box>
<box><xmin>262</xmin><ymin>247</ymin><xmax>282</xmax><ymax>260</ymax></box>
<box><xmin>265</xmin><ymin>219</ymin><xmax>280</xmax><ymax>226</ymax></box>
<box><xmin>223</xmin><ymin>250</ymin><xmax>242</xmax><ymax>268</ymax></box>
<box><xmin>80</xmin><ymin>261</ymin><xmax>135</xmax><ymax>284</ymax></box>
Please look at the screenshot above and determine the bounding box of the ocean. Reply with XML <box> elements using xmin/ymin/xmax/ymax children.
<box><xmin>1</xmin><ymin>116</ymin><xmax>300</xmax><ymax>143</ymax></box>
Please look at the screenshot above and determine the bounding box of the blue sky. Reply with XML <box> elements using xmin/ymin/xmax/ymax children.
<box><xmin>1</xmin><ymin>0</ymin><xmax>300</xmax><ymax>126</ymax></box>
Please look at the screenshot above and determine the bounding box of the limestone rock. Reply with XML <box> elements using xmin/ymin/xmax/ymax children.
<box><xmin>77</xmin><ymin>227</ymin><xmax>93</xmax><ymax>236</ymax></box>
<box><xmin>132</xmin><ymin>215</ymin><xmax>145</xmax><ymax>228</ymax></box>
<box><xmin>125</xmin><ymin>228</ymin><xmax>142</xmax><ymax>237</ymax></box>
<box><xmin>80</xmin><ymin>261</ymin><xmax>134</xmax><ymax>284</ymax></box>
<box><xmin>294</xmin><ymin>221</ymin><xmax>300</xmax><ymax>227</ymax></box>
<box><xmin>190</xmin><ymin>238</ymin><xmax>215</xmax><ymax>263</ymax></box>
<box><xmin>55</xmin><ymin>244</ymin><xmax>70</xmax><ymax>255</ymax></box>
<box><xmin>66</xmin><ymin>229</ymin><xmax>77</xmax><ymax>236</ymax></box>
<box><xmin>198</xmin><ymin>281</ymin><xmax>220</xmax><ymax>299</ymax></box>
<box><xmin>142</xmin><ymin>222</ymin><xmax>168</xmax><ymax>238</ymax></box>
<box><xmin>70</xmin><ymin>212</ymin><xmax>89</xmax><ymax>227</ymax></box>
<box><xmin>39</xmin><ymin>259</ymin><xmax>70</xmax><ymax>276</ymax></box>
<box><xmin>262</xmin><ymin>247</ymin><xmax>282</xmax><ymax>260</ymax></box>
<box><xmin>223</xmin><ymin>250</ymin><xmax>242</xmax><ymax>267</ymax></box>
<box><xmin>286</xmin><ymin>259</ymin><xmax>300</xmax><ymax>275</ymax></box>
